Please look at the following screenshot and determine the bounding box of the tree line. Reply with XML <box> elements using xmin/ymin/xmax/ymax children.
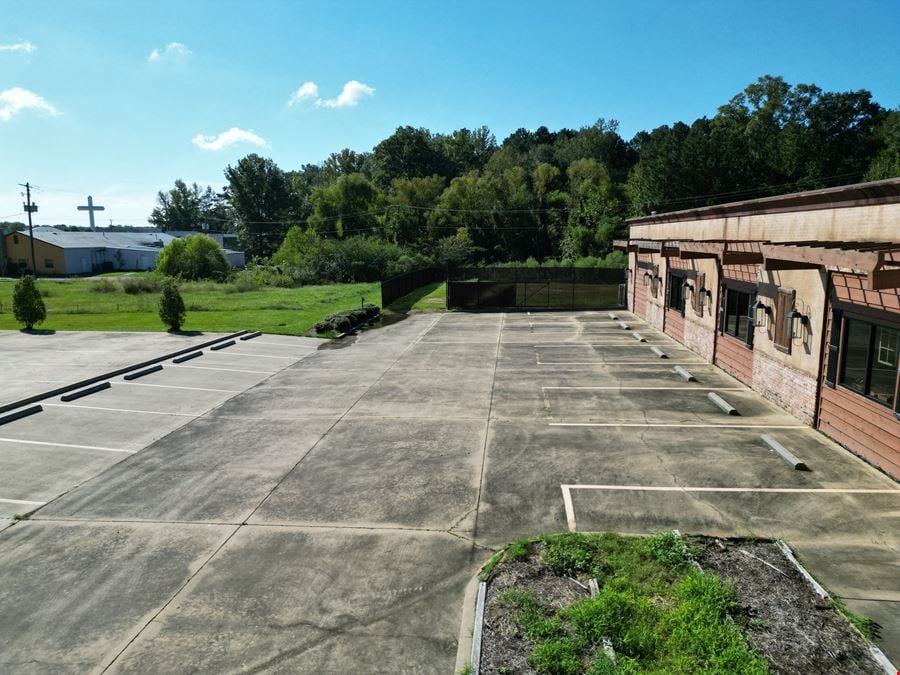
<box><xmin>149</xmin><ymin>75</ymin><xmax>899</xmax><ymax>275</ymax></box>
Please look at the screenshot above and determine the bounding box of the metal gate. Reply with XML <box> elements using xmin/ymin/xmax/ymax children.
<box><xmin>446</xmin><ymin>267</ymin><xmax>627</xmax><ymax>310</ymax></box>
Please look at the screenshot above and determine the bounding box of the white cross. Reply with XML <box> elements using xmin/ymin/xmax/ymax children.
<box><xmin>77</xmin><ymin>195</ymin><xmax>105</xmax><ymax>230</ymax></box>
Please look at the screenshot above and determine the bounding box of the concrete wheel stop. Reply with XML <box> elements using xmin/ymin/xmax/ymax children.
<box><xmin>172</xmin><ymin>351</ymin><xmax>203</xmax><ymax>364</ymax></box>
<box><xmin>60</xmin><ymin>382</ymin><xmax>111</xmax><ymax>402</ymax></box>
<box><xmin>707</xmin><ymin>392</ymin><xmax>739</xmax><ymax>415</ymax></box>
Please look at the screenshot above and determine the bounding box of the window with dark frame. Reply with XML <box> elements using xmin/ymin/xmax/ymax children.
<box><xmin>839</xmin><ymin>316</ymin><xmax>899</xmax><ymax>413</ymax></box>
<box><xmin>667</xmin><ymin>272</ymin><xmax>686</xmax><ymax>314</ymax></box>
<box><xmin>44</xmin><ymin>258</ymin><xmax>54</xmax><ymax>268</ymax></box>
<box><xmin>720</xmin><ymin>285</ymin><xmax>755</xmax><ymax>347</ymax></box>
<box><xmin>13</xmin><ymin>235</ymin><xmax>19</xmax><ymax>244</ymax></box>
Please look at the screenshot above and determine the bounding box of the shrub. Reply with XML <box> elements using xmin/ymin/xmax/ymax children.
<box><xmin>91</xmin><ymin>279</ymin><xmax>119</xmax><ymax>293</ymax></box>
<box><xmin>12</xmin><ymin>275</ymin><xmax>46</xmax><ymax>330</ymax></box>
<box><xmin>158</xmin><ymin>278</ymin><xmax>186</xmax><ymax>331</ymax></box>
<box><xmin>528</xmin><ymin>638</ymin><xmax>584</xmax><ymax>675</ymax></box>
<box><xmin>315</xmin><ymin>303</ymin><xmax>380</xmax><ymax>334</ymax></box>
<box><xmin>157</xmin><ymin>234</ymin><xmax>229</xmax><ymax>280</ymax></box>
<box><xmin>121</xmin><ymin>276</ymin><xmax>162</xmax><ymax>294</ymax></box>
<box><xmin>541</xmin><ymin>532</ymin><xmax>600</xmax><ymax>576</ymax></box>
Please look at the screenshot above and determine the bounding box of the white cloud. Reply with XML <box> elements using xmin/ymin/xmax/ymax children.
<box><xmin>288</xmin><ymin>81</ymin><xmax>319</xmax><ymax>106</ymax></box>
<box><xmin>0</xmin><ymin>87</ymin><xmax>60</xmax><ymax>121</ymax></box>
<box><xmin>191</xmin><ymin>127</ymin><xmax>268</xmax><ymax>151</ymax></box>
<box><xmin>315</xmin><ymin>80</ymin><xmax>375</xmax><ymax>108</ymax></box>
<box><xmin>148</xmin><ymin>42</ymin><xmax>192</xmax><ymax>62</ymax></box>
<box><xmin>0</xmin><ymin>41</ymin><xmax>36</xmax><ymax>53</ymax></box>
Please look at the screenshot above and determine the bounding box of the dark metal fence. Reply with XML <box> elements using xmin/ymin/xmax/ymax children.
<box><xmin>446</xmin><ymin>267</ymin><xmax>627</xmax><ymax>310</ymax></box>
<box><xmin>380</xmin><ymin>267</ymin><xmax>443</xmax><ymax>307</ymax></box>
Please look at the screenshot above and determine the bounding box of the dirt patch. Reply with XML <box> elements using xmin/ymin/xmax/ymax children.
<box><xmin>478</xmin><ymin>535</ymin><xmax>886</xmax><ymax>674</ymax></box>
<box><xmin>692</xmin><ymin>537</ymin><xmax>880</xmax><ymax>674</ymax></box>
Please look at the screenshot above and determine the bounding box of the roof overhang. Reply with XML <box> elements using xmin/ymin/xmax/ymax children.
<box><xmin>761</xmin><ymin>242</ymin><xmax>900</xmax><ymax>290</ymax></box>
<box><xmin>679</xmin><ymin>240</ymin><xmax>766</xmax><ymax>265</ymax></box>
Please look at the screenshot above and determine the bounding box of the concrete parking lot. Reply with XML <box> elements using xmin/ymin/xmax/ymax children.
<box><xmin>0</xmin><ymin>312</ymin><xmax>897</xmax><ymax>672</ymax></box>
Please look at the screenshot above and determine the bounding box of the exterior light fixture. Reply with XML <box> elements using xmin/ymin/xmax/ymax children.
<box><xmin>650</xmin><ymin>275</ymin><xmax>661</xmax><ymax>296</ymax></box>
<box><xmin>642</xmin><ymin>271</ymin><xmax>651</xmax><ymax>286</ymax></box>
<box><xmin>787</xmin><ymin>306</ymin><xmax>807</xmax><ymax>340</ymax></box>
<box><xmin>682</xmin><ymin>280</ymin><xmax>694</xmax><ymax>301</ymax></box>
<box><xmin>698</xmin><ymin>287</ymin><xmax>711</xmax><ymax>310</ymax></box>
<box><xmin>751</xmin><ymin>299</ymin><xmax>769</xmax><ymax>328</ymax></box>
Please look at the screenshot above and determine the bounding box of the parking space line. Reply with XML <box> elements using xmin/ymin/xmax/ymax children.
<box><xmin>0</xmin><ymin>437</ymin><xmax>135</xmax><ymax>453</ymax></box>
<box><xmin>542</xmin><ymin>386</ymin><xmax>746</xmax><ymax>391</ymax></box>
<box><xmin>169</xmin><ymin>364</ymin><xmax>273</xmax><ymax>375</ymax></box>
<box><xmin>205</xmin><ymin>351</ymin><xmax>297</xmax><ymax>360</ymax></box>
<box><xmin>564</xmin><ymin>484</ymin><xmax>900</xmax><ymax>493</ymax></box>
<box><xmin>43</xmin><ymin>403</ymin><xmax>198</xmax><ymax>417</ymax></box>
<box><xmin>533</xmin><ymin>343</ymin><xmax>670</xmax><ymax>348</ymax></box>
<box><xmin>118</xmin><ymin>382</ymin><xmax>242</xmax><ymax>394</ymax></box>
<box><xmin>550</xmin><ymin>423</ymin><xmax>807</xmax><ymax>428</ymax></box>
<box><xmin>559</xmin><ymin>483</ymin><xmax>899</xmax><ymax>533</ymax></box>
<box><xmin>537</xmin><ymin>361</ymin><xmax>708</xmax><ymax>366</ymax></box>
<box><xmin>252</xmin><ymin>341</ymin><xmax>319</xmax><ymax>348</ymax></box>
<box><xmin>0</xmin><ymin>497</ymin><xmax>45</xmax><ymax>506</ymax></box>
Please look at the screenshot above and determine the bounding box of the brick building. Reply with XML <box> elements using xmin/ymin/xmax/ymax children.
<box><xmin>616</xmin><ymin>177</ymin><xmax>900</xmax><ymax>479</ymax></box>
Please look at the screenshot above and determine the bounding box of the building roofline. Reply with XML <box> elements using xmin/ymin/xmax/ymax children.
<box><xmin>626</xmin><ymin>177</ymin><xmax>900</xmax><ymax>226</ymax></box>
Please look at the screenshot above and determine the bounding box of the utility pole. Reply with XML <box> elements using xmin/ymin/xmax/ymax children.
<box><xmin>19</xmin><ymin>182</ymin><xmax>38</xmax><ymax>277</ymax></box>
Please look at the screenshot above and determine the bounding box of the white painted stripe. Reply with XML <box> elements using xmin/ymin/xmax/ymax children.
<box><xmin>543</xmin><ymin>386</ymin><xmax>745</xmax><ymax>391</ymax></box>
<box><xmin>563</xmin><ymin>484</ymin><xmax>900</xmax><ymax>494</ymax></box>
<box><xmin>43</xmin><ymin>402</ymin><xmax>197</xmax><ymax>417</ymax></box>
<box><xmin>208</xmin><ymin>351</ymin><xmax>297</xmax><ymax>360</ymax></box>
<box><xmin>0</xmin><ymin>497</ymin><xmax>45</xmax><ymax>506</ymax></box>
<box><xmin>533</xmin><ymin>343</ymin><xmax>669</xmax><ymax>348</ymax></box>
<box><xmin>0</xmin><ymin>437</ymin><xmax>135</xmax><ymax>454</ymax></box>
<box><xmin>551</xmin><ymin>423</ymin><xmax>807</xmax><ymax>429</ymax></box>
<box><xmin>118</xmin><ymin>382</ymin><xmax>241</xmax><ymax>394</ymax></box>
<box><xmin>254</xmin><ymin>341</ymin><xmax>318</xmax><ymax>348</ymax></box>
<box><xmin>561</xmin><ymin>485</ymin><xmax>576</xmax><ymax>532</ymax></box>
<box><xmin>169</xmin><ymin>364</ymin><xmax>272</xmax><ymax>374</ymax></box>
<box><xmin>538</xmin><ymin>361</ymin><xmax>708</xmax><ymax>366</ymax></box>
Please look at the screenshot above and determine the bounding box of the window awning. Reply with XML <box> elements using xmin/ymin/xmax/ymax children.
<box><xmin>760</xmin><ymin>242</ymin><xmax>900</xmax><ymax>290</ymax></box>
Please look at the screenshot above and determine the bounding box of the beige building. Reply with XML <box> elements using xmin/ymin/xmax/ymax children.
<box><xmin>617</xmin><ymin>178</ymin><xmax>900</xmax><ymax>479</ymax></box>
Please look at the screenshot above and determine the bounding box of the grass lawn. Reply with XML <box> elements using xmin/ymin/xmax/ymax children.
<box><xmin>387</xmin><ymin>281</ymin><xmax>447</xmax><ymax>312</ymax></box>
<box><xmin>0</xmin><ymin>277</ymin><xmax>379</xmax><ymax>336</ymax></box>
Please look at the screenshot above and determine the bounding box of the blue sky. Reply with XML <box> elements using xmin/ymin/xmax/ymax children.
<box><xmin>2</xmin><ymin>0</ymin><xmax>898</xmax><ymax>225</ymax></box>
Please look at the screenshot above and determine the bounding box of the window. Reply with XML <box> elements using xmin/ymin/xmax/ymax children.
<box><xmin>13</xmin><ymin>235</ymin><xmax>19</xmax><ymax>244</ymax></box>
<box><xmin>840</xmin><ymin>317</ymin><xmax>899</xmax><ymax>411</ymax></box>
<box><xmin>44</xmin><ymin>258</ymin><xmax>54</xmax><ymax>269</ymax></box>
<box><xmin>667</xmin><ymin>272</ymin><xmax>686</xmax><ymax>313</ymax></box>
<box><xmin>774</xmin><ymin>288</ymin><xmax>795</xmax><ymax>353</ymax></box>
<box><xmin>721</xmin><ymin>285</ymin><xmax>755</xmax><ymax>346</ymax></box>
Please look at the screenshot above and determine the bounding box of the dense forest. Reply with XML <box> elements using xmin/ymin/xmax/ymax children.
<box><xmin>146</xmin><ymin>76</ymin><xmax>899</xmax><ymax>282</ymax></box>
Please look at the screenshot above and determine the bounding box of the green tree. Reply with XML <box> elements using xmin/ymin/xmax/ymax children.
<box><xmin>371</xmin><ymin>126</ymin><xmax>452</xmax><ymax>188</ymax></box>
<box><xmin>866</xmin><ymin>111</ymin><xmax>900</xmax><ymax>180</ymax></box>
<box><xmin>12</xmin><ymin>275</ymin><xmax>47</xmax><ymax>330</ymax></box>
<box><xmin>156</xmin><ymin>234</ymin><xmax>229</xmax><ymax>280</ymax></box>
<box><xmin>307</xmin><ymin>173</ymin><xmax>382</xmax><ymax>238</ymax></box>
<box><xmin>383</xmin><ymin>175</ymin><xmax>446</xmax><ymax>246</ymax></box>
<box><xmin>224</xmin><ymin>154</ymin><xmax>298</xmax><ymax>258</ymax></box>
<box><xmin>158</xmin><ymin>278</ymin><xmax>186</xmax><ymax>331</ymax></box>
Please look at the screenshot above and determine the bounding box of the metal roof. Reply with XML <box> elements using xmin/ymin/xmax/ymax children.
<box><xmin>17</xmin><ymin>227</ymin><xmax>175</xmax><ymax>251</ymax></box>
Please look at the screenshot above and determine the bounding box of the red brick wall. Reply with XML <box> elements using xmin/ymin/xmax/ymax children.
<box><xmin>752</xmin><ymin>351</ymin><xmax>818</xmax><ymax>425</ymax></box>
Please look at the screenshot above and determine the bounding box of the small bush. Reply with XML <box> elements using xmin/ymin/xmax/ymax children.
<box><xmin>121</xmin><ymin>276</ymin><xmax>162</xmax><ymax>294</ymax></box>
<box><xmin>157</xmin><ymin>234</ymin><xmax>229</xmax><ymax>281</ymax></box>
<box><xmin>528</xmin><ymin>637</ymin><xmax>584</xmax><ymax>675</ymax></box>
<box><xmin>12</xmin><ymin>275</ymin><xmax>46</xmax><ymax>330</ymax></box>
<box><xmin>158</xmin><ymin>278</ymin><xmax>186</xmax><ymax>331</ymax></box>
<box><xmin>315</xmin><ymin>302</ymin><xmax>380</xmax><ymax>334</ymax></box>
<box><xmin>91</xmin><ymin>279</ymin><xmax>119</xmax><ymax>293</ymax></box>
<box><xmin>645</xmin><ymin>531</ymin><xmax>688</xmax><ymax>569</ymax></box>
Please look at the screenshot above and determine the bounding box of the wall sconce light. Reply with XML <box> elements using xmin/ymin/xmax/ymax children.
<box><xmin>751</xmin><ymin>299</ymin><xmax>769</xmax><ymax>328</ymax></box>
<box><xmin>650</xmin><ymin>275</ymin><xmax>661</xmax><ymax>295</ymax></box>
<box><xmin>642</xmin><ymin>271</ymin><xmax>651</xmax><ymax>286</ymax></box>
<box><xmin>698</xmin><ymin>287</ymin><xmax>711</xmax><ymax>310</ymax></box>
<box><xmin>787</xmin><ymin>306</ymin><xmax>807</xmax><ymax>340</ymax></box>
<box><xmin>682</xmin><ymin>280</ymin><xmax>694</xmax><ymax>301</ymax></box>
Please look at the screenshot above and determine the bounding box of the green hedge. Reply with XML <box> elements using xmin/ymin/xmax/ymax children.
<box><xmin>315</xmin><ymin>302</ymin><xmax>380</xmax><ymax>334</ymax></box>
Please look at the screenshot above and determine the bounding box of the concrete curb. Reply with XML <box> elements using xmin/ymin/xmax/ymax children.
<box><xmin>59</xmin><ymin>381</ymin><xmax>110</xmax><ymax>402</ymax></box>
<box><xmin>0</xmin><ymin>330</ymin><xmax>248</xmax><ymax>415</ymax></box>
<box><xmin>674</xmin><ymin>366</ymin><xmax>697</xmax><ymax>381</ymax></box>
<box><xmin>172</xmin><ymin>351</ymin><xmax>203</xmax><ymax>364</ymax></box>
<box><xmin>708</xmin><ymin>392</ymin><xmax>739</xmax><ymax>415</ymax></box>
<box><xmin>0</xmin><ymin>404</ymin><xmax>42</xmax><ymax>426</ymax></box>
<box><xmin>761</xmin><ymin>434</ymin><xmax>809</xmax><ymax>471</ymax></box>
<box><xmin>775</xmin><ymin>540</ymin><xmax>897</xmax><ymax>675</ymax></box>
<box><xmin>471</xmin><ymin>581</ymin><xmax>487</xmax><ymax>674</ymax></box>
<box><xmin>123</xmin><ymin>364</ymin><xmax>163</xmax><ymax>381</ymax></box>
<box><xmin>210</xmin><ymin>340</ymin><xmax>235</xmax><ymax>351</ymax></box>
<box><xmin>239</xmin><ymin>331</ymin><xmax>262</xmax><ymax>340</ymax></box>
<box><xmin>454</xmin><ymin>571</ymin><xmax>483</xmax><ymax>674</ymax></box>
